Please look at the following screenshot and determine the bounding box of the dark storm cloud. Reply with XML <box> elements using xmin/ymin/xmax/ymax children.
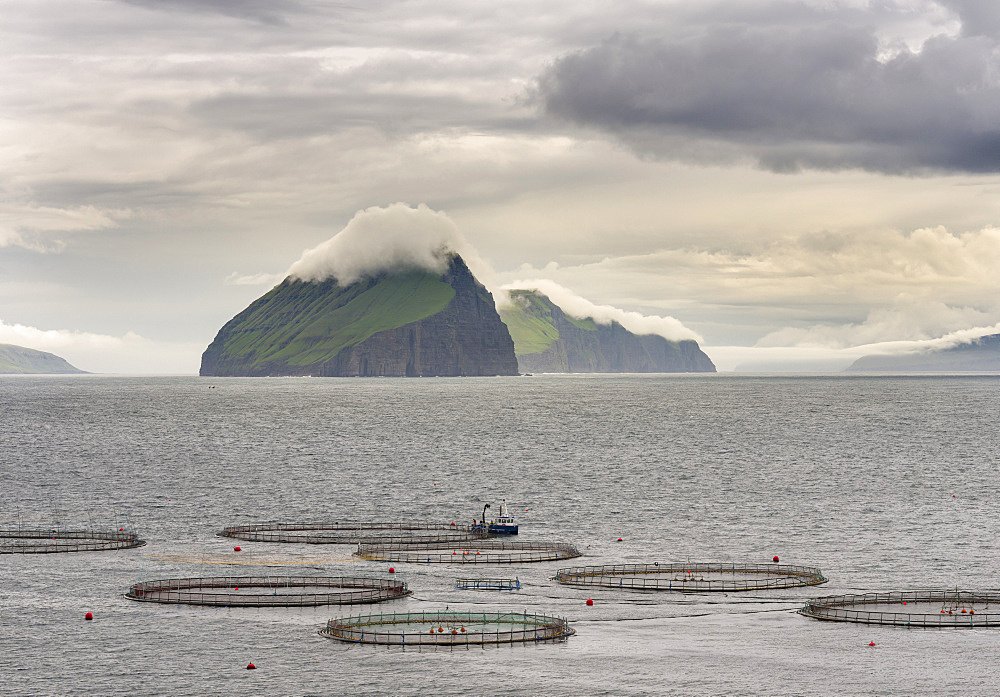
<box><xmin>538</xmin><ymin>5</ymin><xmax>1000</xmax><ymax>173</ymax></box>
<box><xmin>937</xmin><ymin>0</ymin><xmax>1000</xmax><ymax>37</ymax></box>
<box><xmin>114</xmin><ymin>0</ymin><xmax>308</xmax><ymax>25</ymax></box>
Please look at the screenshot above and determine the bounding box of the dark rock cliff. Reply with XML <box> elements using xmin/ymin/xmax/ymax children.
<box><xmin>200</xmin><ymin>256</ymin><xmax>518</xmax><ymax>377</ymax></box>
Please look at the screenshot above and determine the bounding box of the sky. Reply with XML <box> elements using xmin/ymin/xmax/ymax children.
<box><xmin>3</xmin><ymin>0</ymin><xmax>1000</xmax><ymax>373</ymax></box>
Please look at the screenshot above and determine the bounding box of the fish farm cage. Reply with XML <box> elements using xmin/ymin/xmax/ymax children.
<box><xmin>356</xmin><ymin>539</ymin><xmax>581</xmax><ymax>564</ymax></box>
<box><xmin>320</xmin><ymin>610</ymin><xmax>574</xmax><ymax>646</ymax></box>
<box><xmin>219</xmin><ymin>521</ymin><xmax>482</xmax><ymax>545</ymax></box>
<box><xmin>798</xmin><ymin>590</ymin><xmax>1000</xmax><ymax>627</ymax></box>
<box><xmin>125</xmin><ymin>575</ymin><xmax>410</xmax><ymax>607</ymax></box>
<box><xmin>554</xmin><ymin>562</ymin><xmax>828</xmax><ymax>591</ymax></box>
<box><xmin>0</xmin><ymin>529</ymin><xmax>145</xmax><ymax>554</ymax></box>
<box><xmin>455</xmin><ymin>578</ymin><xmax>521</xmax><ymax>591</ymax></box>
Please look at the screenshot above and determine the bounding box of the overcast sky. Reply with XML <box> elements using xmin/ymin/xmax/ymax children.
<box><xmin>3</xmin><ymin>0</ymin><xmax>1000</xmax><ymax>372</ymax></box>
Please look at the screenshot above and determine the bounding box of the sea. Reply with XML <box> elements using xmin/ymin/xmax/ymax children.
<box><xmin>1</xmin><ymin>373</ymin><xmax>999</xmax><ymax>696</ymax></box>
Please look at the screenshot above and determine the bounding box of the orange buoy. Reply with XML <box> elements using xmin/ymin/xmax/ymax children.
<box><xmin>460</xmin><ymin>627</ymin><xmax>466</xmax><ymax>632</ymax></box>
<box><xmin>971</xmin><ymin>610</ymin><xmax>975</xmax><ymax>615</ymax></box>
<box><xmin>85</xmin><ymin>612</ymin><xmax>93</xmax><ymax>621</ymax></box>
<box><xmin>247</xmin><ymin>662</ymin><xmax>256</xmax><ymax>670</ymax></box>
<box><xmin>438</xmin><ymin>627</ymin><xmax>444</xmax><ymax>633</ymax></box>
<box><xmin>586</xmin><ymin>599</ymin><xmax>594</xmax><ymax>606</ymax></box>
<box><xmin>962</xmin><ymin>608</ymin><xmax>968</xmax><ymax>613</ymax></box>
<box><xmin>451</xmin><ymin>629</ymin><xmax>457</xmax><ymax>634</ymax></box>
<box><xmin>428</xmin><ymin>629</ymin><xmax>434</xmax><ymax>634</ymax></box>
<box><xmin>772</xmin><ymin>556</ymin><xmax>780</xmax><ymax>563</ymax></box>
<box><xmin>234</xmin><ymin>546</ymin><xmax>241</xmax><ymax>552</ymax></box>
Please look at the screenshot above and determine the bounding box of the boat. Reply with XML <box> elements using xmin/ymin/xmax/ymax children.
<box><xmin>472</xmin><ymin>500</ymin><xmax>519</xmax><ymax>535</ymax></box>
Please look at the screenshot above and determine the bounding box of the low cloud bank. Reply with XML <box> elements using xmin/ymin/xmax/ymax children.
<box><xmin>286</xmin><ymin>202</ymin><xmax>495</xmax><ymax>288</ymax></box>
<box><xmin>0</xmin><ymin>319</ymin><xmax>201</xmax><ymax>374</ymax></box>
<box><xmin>502</xmin><ymin>278</ymin><xmax>702</xmax><ymax>343</ymax></box>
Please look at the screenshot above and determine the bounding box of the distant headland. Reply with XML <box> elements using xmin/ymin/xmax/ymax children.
<box><xmin>0</xmin><ymin>344</ymin><xmax>86</xmax><ymax>374</ymax></box>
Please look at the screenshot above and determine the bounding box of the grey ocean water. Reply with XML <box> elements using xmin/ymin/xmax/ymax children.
<box><xmin>2</xmin><ymin>374</ymin><xmax>999</xmax><ymax>696</ymax></box>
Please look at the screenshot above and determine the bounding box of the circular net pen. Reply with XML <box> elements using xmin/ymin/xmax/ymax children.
<box><xmin>799</xmin><ymin>590</ymin><xmax>1000</xmax><ymax>627</ymax></box>
<box><xmin>0</xmin><ymin>529</ymin><xmax>145</xmax><ymax>554</ymax></box>
<box><xmin>219</xmin><ymin>522</ymin><xmax>481</xmax><ymax>545</ymax></box>
<box><xmin>125</xmin><ymin>575</ymin><xmax>409</xmax><ymax>607</ymax></box>
<box><xmin>321</xmin><ymin>611</ymin><xmax>574</xmax><ymax>646</ymax></box>
<box><xmin>554</xmin><ymin>563</ymin><xmax>828</xmax><ymax>592</ymax></box>
<box><xmin>356</xmin><ymin>539</ymin><xmax>581</xmax><ymax>564</ymax></box>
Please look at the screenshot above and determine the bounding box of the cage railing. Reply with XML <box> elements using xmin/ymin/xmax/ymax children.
<box><xmin>125</xmin><ymin>575</ymin><xmax>409</xmax><ymax>607</ymax></box>
<box><xmin>0</xmin><ymin>529</ymin><xmax>145</xmax><ymax>554</ymax></box>
<box><xmin>554</xmin><ymin>562</ymin><xmax>827</xmax><ymax>591</ymax></box>
<box><xmin>356</xmin><ymin>539</ymin><xmax>581</xmax><ymax>564</ymax></box>
<box><xmin>799</xmin><ymin>590</ymin><xmax>1000</xmax><ymax>627</ymax></box>
<box><xmin>320</xmin><ymin>610</ymin><xmax>574</xmax><ymax>645</ymax></box>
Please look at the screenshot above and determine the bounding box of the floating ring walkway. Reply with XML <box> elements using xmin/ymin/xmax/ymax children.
<box><xmin>0</xmin><ymin>529</ymin><xmax>145</xmax><ymax>554</ymax></box>
<box><xmin>125</xmin><ymin>575</ymin><xmax>409</xmax><ymax>607</ymax></box>
<box><xmin>321</xmin><ymin>611</ymin><xmax>574</xmax><ymax>645</ymax></box>
<box><xmin>356</xmin><ymin>539</ymin><xmax>581</xmax><ymax>564</ymax></box>
<box><xmin>799</xmin><ymin>590</ymin><xmax>1000</xmax><ymax>627</ymax></box>
<box><xmin>555</xmin><ymin>562</ymin><xmax>828</xmax><ymax>591</ymax></box>
<box><xmin>219</xmin><ymin>521</ymin><xmax>480</xmax><ymax>545</ymax></box>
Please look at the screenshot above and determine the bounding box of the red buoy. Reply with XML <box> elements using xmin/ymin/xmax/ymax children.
<box><xmin>85</xmin><ymin>612</ymin><xmax>93</xmax><ymax>621</ymax></box>
<box><xmin>868</xmin><ymin>642</ymin><xmax>875</xmax><ymax>647</ymax></box>
<box><xmin>234</xmin><ymin>546</ymin><xmax>241</xmax><ymax>552</ymax></box>
<box><xmin>246</xmin><ymin>662</ymin><xmax>256</xmax><ymax>670</ymax></box>
<box><xmin>772</xmin><ymin>555</ymin><xmax>780</xmax><ymax>563</ymax></box>
<box><xmin>617</xmin><ymin>538</ymin><xmax>623</xmax><ymax>542</ymax></box>
<box><xmin>389</xmin><ymin>567</ymin><xmax>395</xmax><ymax>574</ymax></box>
<box><xmin>586</xmin><ymin>598</ymin><xmax>594</xmax><ymax>606</ymax></box>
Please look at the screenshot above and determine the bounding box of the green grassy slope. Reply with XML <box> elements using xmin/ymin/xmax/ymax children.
<box><xmin>499</xmin><ymin>290</ymin><xmax>564</xmax><ymax>355</ymax></box>
<box><xmin>0</xmin><ymin>344</ymin><xmax>85</xmax><ymax>374</ymax></box>
<box><xmin>210</xmin><ymin>270</ymin><xmax>456</xmax><ymax>370</ymax></box>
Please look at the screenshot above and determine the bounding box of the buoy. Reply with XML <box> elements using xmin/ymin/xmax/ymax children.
<box><xmin>428</xmin><ymin>629</ymin><xmax>434</xmax><ymax>634</ymax></box>
<box><xmin>902</xmin><ymin>601</ymin><xmax>906</xmax><ymax>605</ymax></box>
<box><xmin>460</xmin><ymin>627</ymin><xmax>466</xmax><ymax>632</ymax></box>
<box><xmin>235</xmin><ymin>587</ymin><xmax>239</xmax><ymax>590</ymax></box>
<box><xmin>586</xmin><ymin>598</ymin><xmax>594</xmax><ymax>606</ymax></box>
<box><xmin>953</xmin><ymin>494</ymin><xmax>956</xmax><ymax>498</ymax></box>
<box><xmin>119</xmin><ymin>528</ymin><xmax>124</xmax><ymax>531</ymax></box>
<box><xmin>453</xmin><ymin>551</ymin><xmax>457</xmax><ymax>555</ymax></box>
<box><xmin>772</xmin><ymin>556</ymin><xmax>780</xmax><ymax>563</ymax></box>
<box><xmin>617</xmin><ymin>538</ymin><xmax>623</xmax><ymax>542</ymax></box>
<box><xmin>84</xmin><ymin>612</ymin><xmax>93</xmax><ymax>621</ymax></box>
<box><xmin>450</xmin><ymin>522</ymin><xmax>455</xmax><ymax>526</ymax></box>
<box><xmin>868</xmin><ymin>642</ymin><xmax>875</xmax><ymax>647</ymax></box>
<box><xmin>962</xmin><ymin>608</ymin><xmax>967</xmax><ymax>613</ymax></box>
<box><xmin>234</xmin><ymin>546</ymin><xmax>241</xmax><ymax>552</ymax></box>
<box><xmin>971</xmin><ymin>610</ymin><xmax>975</xmax><ymax>614</ymax></box>
<box><xmin>246</xmin><ymin>662</ymin><xmax>256</xmax><ymax>670</ymax></box>
<box><xmin>438</xmin><ymin>627</ymin><xmax>444</xmax><ymax>632</ymax></box>
<box><xmin>451</xmin><ymin>629</ymin><xmax>457</xmax><ymax>634</ymax></box>
<box><xmin>389</xmin><ymin>567</ymin><xmax>395</xmax><ymax>574</ymax></box>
